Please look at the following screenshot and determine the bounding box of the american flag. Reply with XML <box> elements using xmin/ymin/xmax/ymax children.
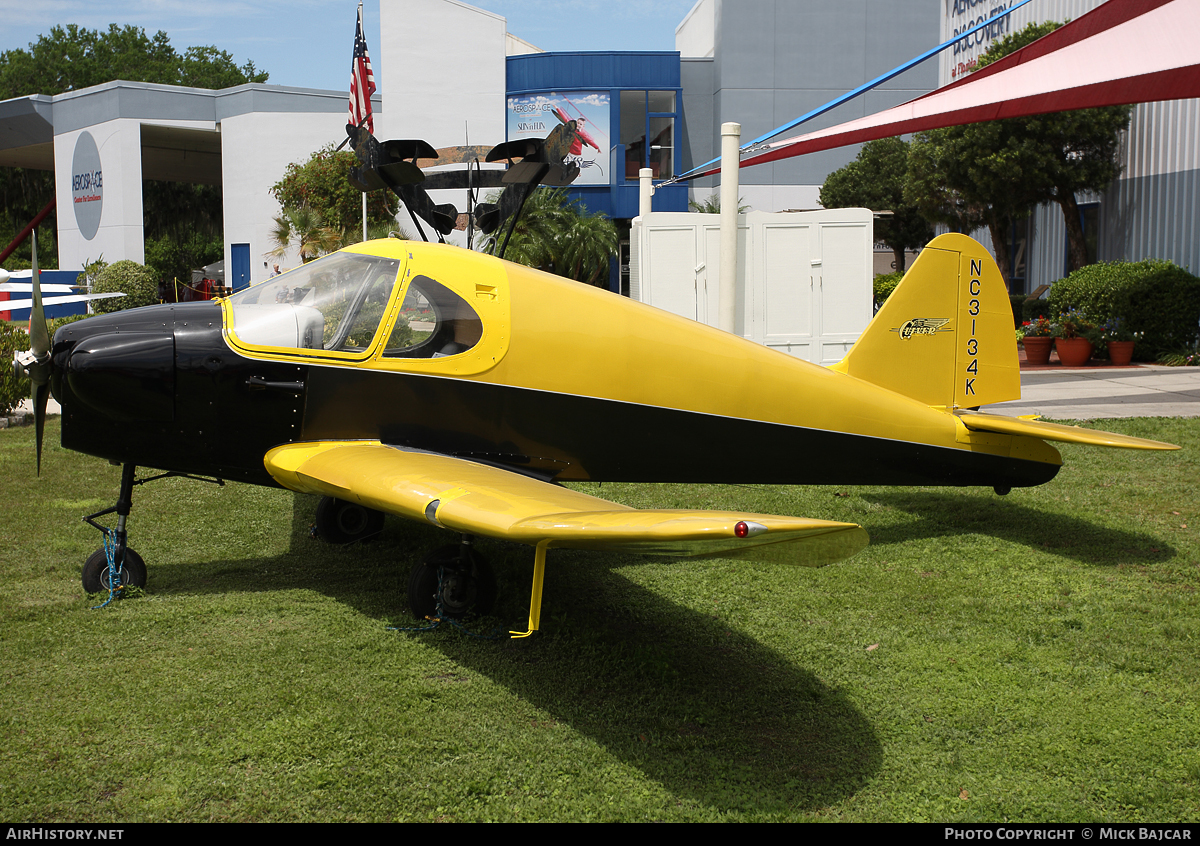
<box><xmin>349</xmin><ymin>5</ymin><xmax>376</xmax><ymax>133</ymax></box>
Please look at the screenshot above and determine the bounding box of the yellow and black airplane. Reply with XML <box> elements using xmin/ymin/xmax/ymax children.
<box><xmin>15</xmin><ymin>225</ymin><xmax>1177</xmax><ymax>636</ymax></box>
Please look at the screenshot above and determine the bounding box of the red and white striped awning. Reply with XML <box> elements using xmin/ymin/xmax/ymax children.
<box><xmin>734</xmin><ymin>0</ymin><xmax>1200</xmax><ymax>172</ymax></box>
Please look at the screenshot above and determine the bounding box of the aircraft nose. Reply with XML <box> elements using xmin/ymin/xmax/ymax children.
<box><xmin>63</xmin><ymin>328</ymin><xmax>175</xmax><ymax>422</ymax></box>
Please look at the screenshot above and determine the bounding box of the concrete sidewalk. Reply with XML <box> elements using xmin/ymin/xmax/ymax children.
<box><xmin>985</xmin><ymin>365</ymin><xmax>1200</xmax><ymax>419</ymax></box>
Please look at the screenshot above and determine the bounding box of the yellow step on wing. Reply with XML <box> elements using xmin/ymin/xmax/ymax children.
<box><xmin>264</xmin><ymin>440</ymin><xmax>868</xmax><ymax>567</ymax></box>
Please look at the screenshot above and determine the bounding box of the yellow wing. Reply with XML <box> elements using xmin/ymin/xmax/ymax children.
<box><xmin>264</xmin><ymin>440</ymin><xmax>867</xmax><ymax>567</ymax></box>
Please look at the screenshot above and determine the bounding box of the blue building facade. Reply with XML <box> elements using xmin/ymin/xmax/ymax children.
<box><xmin>505</xmin><ymin>51</ymin><xmax>689</xmax><ymax>222</ymax></box>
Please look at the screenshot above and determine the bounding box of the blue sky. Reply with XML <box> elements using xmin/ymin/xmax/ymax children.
<box><xmin>0</xmin><ymin>1</ymin><xmax>701</xmax><ymax>93</ymax></box>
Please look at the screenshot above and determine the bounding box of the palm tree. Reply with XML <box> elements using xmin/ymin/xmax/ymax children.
<box><xmin>266</xmin><ymin>204</ymin><xmax>342</xmax><ymax>264</ymax></box>
<box><xmin>688</xmin><ymin>194</ymin><xmax>749</xmax><ymax>214</ymax></box>
<box><xmin>480</xmin><ymin>188</ymin><xmax>618</xmax><ymax>287</ymax></box>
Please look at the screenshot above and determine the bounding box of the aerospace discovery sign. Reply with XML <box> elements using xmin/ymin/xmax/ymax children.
<box><xmin>71</xmin><ymin>131</ymin><xmax>103</xmax><ymax>240</ymax></box>
<box><xmin>505</xmin><ymin>91</ymin><xmax>609</xmax><ymax>186</ymax></box>
<box><xmin>947</xmin><ymin>0</ymin><xmax>1018</xmax><ymax>78</ymax></box>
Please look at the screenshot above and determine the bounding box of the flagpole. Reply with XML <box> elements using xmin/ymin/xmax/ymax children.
<box><xmin>351</xmin><ymin>1</ymin><xmax>374</xmax><ymax>242</ymax></box>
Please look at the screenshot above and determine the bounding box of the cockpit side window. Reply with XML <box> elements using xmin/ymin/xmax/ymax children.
<box><xmin>227</xmin><ymin>253</ymin><xmax>401</xmax><ymax>354</ymax></box>
<box><xmin>384</xmin><ymin>275</ymin><xmax>483</xmax><ymax>358</ymax></box>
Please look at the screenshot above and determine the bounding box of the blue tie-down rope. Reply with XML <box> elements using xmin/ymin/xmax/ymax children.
<box><xmin>91</xmin><ymin>529</ymin><xmax>123</xmax><ymax>610</ymax></box>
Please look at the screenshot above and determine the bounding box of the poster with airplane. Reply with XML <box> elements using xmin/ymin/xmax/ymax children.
<box><xmin>505</xmin><ymin>91</ymin><xmax>609</xmax><ymax>186</ymax></box>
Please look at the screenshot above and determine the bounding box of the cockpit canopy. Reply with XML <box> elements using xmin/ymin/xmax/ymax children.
<box><xmin>226</xmin><ymin>252</ymin><xmax>483</xmax><ymax>359</ymax></box>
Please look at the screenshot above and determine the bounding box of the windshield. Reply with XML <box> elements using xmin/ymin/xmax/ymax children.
<box><xmin>227</xmin><ymin>253</ymin><xmax>401</xmax><ymax>353</ymax></box>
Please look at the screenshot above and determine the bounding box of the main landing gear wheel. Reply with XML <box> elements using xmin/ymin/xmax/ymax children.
<box><xmin>82</xmin><ymin>547</ymin><xmax>147</xmax><ymax>594</ymax></box>
<box><xmin>407</xmin><ymin>544</ymin><xmax>497</xmax><ymax>620</ymax></box>
<box><xmin>314</xmin><ymin>496</ymin><xmax>385</xmax><ymax>544</ymax></box>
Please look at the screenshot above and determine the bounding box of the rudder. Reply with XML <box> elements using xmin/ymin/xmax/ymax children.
<box><xmin>831</xmin><ymin>233</ymin><xmax>1020</xmax><ymax>409</ymax></box>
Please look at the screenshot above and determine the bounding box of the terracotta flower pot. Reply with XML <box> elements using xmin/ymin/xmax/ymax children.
<box><xmin>1023</xmin><ymin>335</ymin><xmax>1053</xmax><ymax>365</ymax></box>
<box><xmin>1107</xmin><ymin>340</ymin><xmax>1135</xmax><ymax>366</ymax></box>
<box><xmin>1055</xmin><ymin>337</ymin><xmax>1094</xmax><ymax>367</ymax></box>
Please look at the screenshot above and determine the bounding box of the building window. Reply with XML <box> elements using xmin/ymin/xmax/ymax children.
<box><xmin>621</xmin><ymin>90</ymin><xmax>676</xmax><ymax>181</ymax></box>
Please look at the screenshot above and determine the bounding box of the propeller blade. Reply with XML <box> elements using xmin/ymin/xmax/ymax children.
<box><xmin>24</xmin><ymin>230</ymin><xmax>52</xmax><ymax>476</ymax></box>
<box><xmin>33</xmin><ymin>378</ymin><xmax>49</xmax><ymax>476</ymax></box>
<box><xmin>29</xmin><ymin>231</ymin><xmax>49</xmax><ymax>358</ymax></box>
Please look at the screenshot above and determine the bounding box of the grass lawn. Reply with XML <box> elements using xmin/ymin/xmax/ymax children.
<box><xmin>1</xmin><ymin>417</ymin><xmax>1197</xmax><ymax>822</ymax></box>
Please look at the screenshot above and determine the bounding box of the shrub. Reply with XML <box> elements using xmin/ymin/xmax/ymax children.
<box><xmin>1009</xmin><ymin>294</ymin><xmax>1026</xmax><ymax>328</ymax></box>
<box><xmin>873</xmin><ymin>271</ymin><xmax>902</xmax><ymax>307</ymax></box>
<box><xmin>0</xmin><ymin>321</ymin><xmax>31</xmax><ymax>416</ymax></box>
<box><xmin>49</xmin><ymin>314</ymin><xmax>94</xmax><ymax>334</ymax></box>
<box><xmin>1022</xmin><ymin>296</ymin><xmax>1052</xmax><ymax>322</ymax></box>
<box><xmin>1047</xmin><ymin>259</ymin><xmax>1200</xmax><ymax>360</ymax></box>
<box><xmin>92</xmin><ymin>260</ymin><xmax>160</xmax><ymax>313</ymax></box>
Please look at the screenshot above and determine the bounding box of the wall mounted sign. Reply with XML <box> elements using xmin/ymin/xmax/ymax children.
<box><xmin>71</xmin><ymin>131</ymin><xmax>103</xmax><ymax>240</ymax></box>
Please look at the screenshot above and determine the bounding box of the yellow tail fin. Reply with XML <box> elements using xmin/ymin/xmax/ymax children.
<box><xmin>831</xmin><ymin>233</ymin><xmax>1021</xmax><ymax>409</ymax></box>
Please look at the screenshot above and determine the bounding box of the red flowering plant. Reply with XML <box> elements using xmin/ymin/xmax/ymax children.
<box><xmin>1022</xmin><ymin>316</ymin><xmax>1054</xmax><ymax>337</ymax></box>
<box><xmin>1051</xmin><ymin>309</ymin><xmax>1102</xmax><ymax>343</ymax></box>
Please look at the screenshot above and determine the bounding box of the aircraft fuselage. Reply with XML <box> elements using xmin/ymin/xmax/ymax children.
<box><xmin>49</xmin><ymin>239</ymin><xmax>1060</xmax><ymax>492</ymax></box>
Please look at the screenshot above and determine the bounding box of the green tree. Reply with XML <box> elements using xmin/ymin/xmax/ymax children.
<box><xmin>0</xmin><ymin>24</ymin><xmax>268</xmax><ymax>270</ymax></box>
<box><xmin>0</xmin><ymin>24</ymin><xmax>265</xmax><ymax>96</ymax></box>
<box><xmin>905</xmin><ymin>22</ymin><xmax>1131</xmax><ymax>279</ymax></box>
<box><xmin>819</xmin><ymin>138</ymin><xmax>933</xmax><ymax>273</ymax></box>
<box><xmin>143</xmin><ymin>233</ymin><xmax>223</xmax><ymax>290</ymax></box>
<box><xmin>142</xmin><ymin>180</ymin><xmax>224</xmax><ymax>283</ymax></box>
<box><xmin>905</xmin><ymin>121</ymin><xmax>1044</xmax><ymax>281</ymax></box>
<box><xmin>688</xmin><ymin>195</ymin><xmax>749</xmax><ymax>214</ymax></box>
<box><xmin>267</xmin><ymin>205</ymin><xmax>342</xmax><ymax>264</ymax></box>
<box><xmin>481</xmin><ymin>188</ymin><xmax>618</xmax><ymax>287</ymax></box>
<box><xmin>271</xmin><ymin>147</ymin><xmax>397</xmax><ymax>242</ymax></box>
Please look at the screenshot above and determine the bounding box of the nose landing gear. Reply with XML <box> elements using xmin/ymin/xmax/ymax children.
<box><xmin>81</xmin><ymin>464</ymin><xmax>224</xmax><ymax>596</ymax></box>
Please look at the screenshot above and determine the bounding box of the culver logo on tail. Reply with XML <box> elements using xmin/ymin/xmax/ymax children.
<box><xmin>891</xmin><ymin>318</ymin><xmax>951</xmax><ymax>339</ymax></box>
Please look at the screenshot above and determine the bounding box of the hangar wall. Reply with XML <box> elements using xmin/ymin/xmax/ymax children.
<box><xmin>677</xmin><ymin>0</ymin><xmax>941</xmax><ymax>213</ymax></box>
<box><xmin>55</xmin><ymin>119</ymin><xmax>147</xmax><ymax>270</ymax></box>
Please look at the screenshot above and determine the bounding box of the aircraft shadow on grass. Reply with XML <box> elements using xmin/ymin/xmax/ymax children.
<box><xmin>239</xmin><ymin>493</ymin><xmax>881</xmax><ymax>812</ymax></box>
<box><xmin>292</xmin><ymin>496</ymin><xmax>881</xmax><ymax>813</ymax></box>
<box><xmin>861</xmin><ymin>491</ymin><xmax>1177</xmax><ymax>565</ymax></box>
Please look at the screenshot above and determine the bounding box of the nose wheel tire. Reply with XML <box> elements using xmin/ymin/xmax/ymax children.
<box><xmin>314</xmin><ymin>496</ymin><xmax>385</xmax><ymax>544</ymax></box>
<box><xmin>407</xmin><ymin>544</ymin><xmax>497</xmax><ymax>620</ymax></box>
<box><xmin>82</xmin><ymin>547</ymin><xmax>147</xmax><ymax>594</ymax></box>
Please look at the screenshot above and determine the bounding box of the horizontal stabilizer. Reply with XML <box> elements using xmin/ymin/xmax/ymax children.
<box><xmin>381</xmin><ymin>139</ymin><xmax>438</xmax><ymax>161</ymax></box>
<box><xmin>957</xmin><ymin>412</ymin><xmax>1179</xmax><ymax>450</ymax></box>
<box><xmin>502</xmin><ymin>161</ymin><xmax>551</xmax><ymax>185</ymax></box>
<box><xmin>378</xmin><ymin>161</ymin><xmax>424</xmax><ymax>186</ymax></box>
<box><xmin>487</xmin><ymin>139</ymin><xmax>541</xmax><ymax>163</ymax></box>
<box><xmin>265</xmin><ymin>441</ymin><xmax>868</xmax><ymax>567</ymax></box>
